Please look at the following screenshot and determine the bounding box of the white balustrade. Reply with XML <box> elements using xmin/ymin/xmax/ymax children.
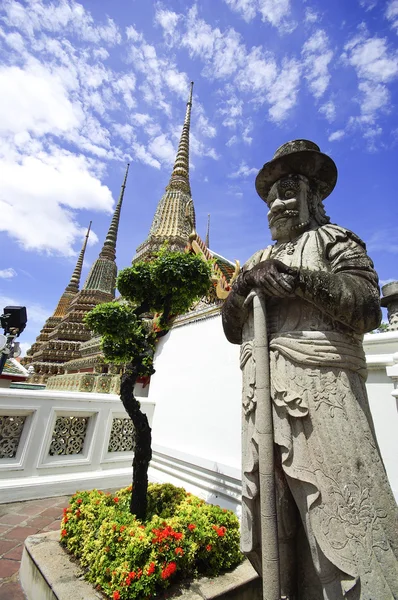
<box><xmin>0</xmin><ymin>387</ymin><xmax>154</xmax><ymax>503</ymax></box>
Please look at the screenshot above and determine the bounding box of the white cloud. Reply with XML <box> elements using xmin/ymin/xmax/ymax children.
<box><xmin>258</xmin><ymin>0</ymin><xmax>294</xmax><ymax>31</ymax></box>
<box><xmin>344</xmin><ymin>34</ymin><xmax>398</xmax><ymax>83</ymax></box>
<box><xmin>154</xmin><ymin>7</ymin><xmax>181</xmax><ymax>44</ymax></box>
<box><xmin>229</xmin><ymin>161</ymin><xmax>258</xmax><ymax>178</ymax></box>
<box><xmin>148</xmin><ymin>134</ymin><xmax>176</xmax><ymax>166</ymax></box>
<box><xmin>328</xmin><ymin>130</ymin><xmax>346</xmax><ymax>142</ymax></box>
<box><xmin>0</xmin><ymin>62</ymin><xmax>83</xmax><ymax>137</ymax></box>
<box><xmin>223</xmin><ymin>0</ymin><xmax>257</xmax><ymax>23</ymax></box>
<box><xmin>385</xmin><ymin>0</ymin><xmax>398</xmax><ymax>32</ymax></box>
<box><xmin>319</xmin><ymin>100</ymin><xmax>336</xmax><ymax>122</ymax></box>
<box><xmin>0</xmin><ymin>268</ymin><xmax>17</xmax><ymax>279</ymax></box>
<box><xmin>235</xmin><ymin>46</ymin><xmax>277</xmax><ymax>93</ymax></box>
<box><xmin>302</xmin><ymin>30</ymin><xmax>333</xmax><ymax>99</ymax></box>
<box><xmin>132</xmin><ymin>113</ymin><xmax>152</xmax><ymax>126</ymax></box>
<box><xmin>359</xmin><ymin>0</ymin><xmax>378</xmax><ymax>10</ymax></box>
<box><xmin>366</xmin><ymin>229</ymin><xmax>398</xmax><ymax>253</ymax></box>
<box><xmin>342</xmin><ymin>28</ymin><xmax>398</xmax><ymax>139</ymax></box>
<box><xmin>197</xmin><ymin>114</ymin><xmax>217</xmax><ymax>138</ymax></box>
<box><xmin>0</xmin><ymin>149</ymin><xmax>113</xmax><ymax>255</ymax></box>
<box><xmin>2</xmin><ymin>0</ymin><xmax>121</xmax><ymax>45</ymax></box>
<box><xmin>305</xmin><ymin>8</ymin><xmax>319</xmax><ymax>24</ymax></box>
<box><xmin>224</xmin><ymin>0</ymin><xmax>295</xmax><ymax>32</ymax></box>
<box><xmin>266</xmin><ymin>59</ymin><xmax>301</xmax><ymax>122</ymax></box>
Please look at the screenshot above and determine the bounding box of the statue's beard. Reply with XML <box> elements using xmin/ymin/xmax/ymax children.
<box><xmin>269</xmin><ymin>214</ymin><xmax>311</xmax><ymax>240</ymax></box>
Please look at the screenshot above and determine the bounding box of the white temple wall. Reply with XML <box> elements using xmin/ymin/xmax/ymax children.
<box><xmin>148</xmin><ymin>314</ymin><xmax>398</xmax><ymax>505</ymax></box>
<box><xmin>1</xmin><ymin>315</ymin><xmax>397</xmax><ymax>508</ymax></box>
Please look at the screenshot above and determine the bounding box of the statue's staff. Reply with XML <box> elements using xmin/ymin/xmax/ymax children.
<box><xmin>252</xmin><ymin>291</ymin><xmax>280</xmax><ymax>600</ymax></box>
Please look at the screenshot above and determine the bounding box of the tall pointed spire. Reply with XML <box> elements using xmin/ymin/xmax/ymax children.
<box><xmin>65</xmin><ymin>221</ymin><xmax>92</xmax><ymax>294</ymax></box>
<box><xmin>205</xmin><ymin>214</ymin><xmax>210</xmax><ymax>248</ymax></box>
<box><xmin>22</xmin><ymin>221</ymin><xmax>92</xmax><ymax>370</ymax></box>
<box><xmin>166</xmin><ymin>82</ymin><xmax>193</xmax><ymax>195</ymax></box>
<box><xmin>133</xmin><ymin>82</ymin><xmax>196</xmax><ymax>262</ymax></box>
<box><xmin>100</xmin><ymin>163</ymin><xmax>130</xmax><ymax>261</ymax></box>
<box><xmin>84</xmin><ymin>163</ymin><xmax>129</xmax><ymax>293</ymax></box>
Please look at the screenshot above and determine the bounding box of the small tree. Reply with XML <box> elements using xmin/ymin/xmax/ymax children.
<box><xmin>85</xmin><ymin>248</ymin><xmax>212</xmax><ymax>520</ymax></box>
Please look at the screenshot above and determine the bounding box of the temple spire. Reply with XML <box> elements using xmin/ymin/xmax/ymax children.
<box><xmin>166</xmin><ymin>81</ymin><xmax>193</xmax><ymax>195</ymax></box>
<box><xmin>66</xmin><ymin>221</ymin><xmax>92</xmax><ymax>293</ymax></box>
<box><xmin>133</xmin><ymin>82</ymin><xmax>196</xmax><ymax>262</ymax></box>
<box><xmin>84</xmin><ymin>163</ymin><xmax>129</xmax><ymax>293</ymax></box>
<box><xmin>100</xmin><ymin>163</ymin><xmax>130</xmax><ymax>261</ymax></box>
<box><xmin>205</xmin><ymin>214</ymin><xmax>210</xmax><ymax>248</ymax></box>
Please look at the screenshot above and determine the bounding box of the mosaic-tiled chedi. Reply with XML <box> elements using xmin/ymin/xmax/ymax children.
<box><xmin>45</xmin><ymin>84</ymin><xmax>237</xmax><ymax>393</ymax></box>
<box><xmin>133</xmin><ymin>82</ymin><xmax>196</xmax><ymax>263</ymax></box>
<box><xmin>54</xmin><ymin>86</ymin><xmax>200</xmax><ymax>393</ymax></box>
<box><xmin>27</xmin><ymin>164</ymin><xmax>129</xmax><ymax>386</ymax></box>
<box><xmin>22</xmin><ymin>222</ymin><xmax>92</xmax><ymax>377</ymax></box>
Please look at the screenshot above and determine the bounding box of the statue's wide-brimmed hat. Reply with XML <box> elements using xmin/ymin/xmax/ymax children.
<box><xmin>255</xmin><ymin>139</ymin><xmax>338</xmax><ymax>202</ymax></box>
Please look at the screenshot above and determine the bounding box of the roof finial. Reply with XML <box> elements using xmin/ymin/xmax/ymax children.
<box><xmin>66</xmin><ymin>221</ymin><xmax>92</xmax><ymax>293</ymax></box>
<box><xmin>188</xmin><ymin>81</ymin><xmax>194</xmax><ymax>105</ymax></box>
<box><xmin>205</xmin><ymin>213</ymin><xmax>210</xmax><ymax>248</ymax></box>
<box><xmin>100</xmin><ymin>163</ymin><xmax>130</xmax><ymax>261</ymax></box>
<box><xmin>166</xmin><ymin>82</ymin><xmax>194</xmax><ymax>195</ymax></box>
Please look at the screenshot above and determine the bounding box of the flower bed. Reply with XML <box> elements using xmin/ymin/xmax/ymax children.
<box><xmin>60</xmin><ymin>483</ymin><xmax>243</xmax><ymax>600</ymax></box>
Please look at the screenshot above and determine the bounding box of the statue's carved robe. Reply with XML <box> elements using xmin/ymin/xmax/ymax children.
<box><xmin>230</xmin><ymin>224</ymin><xmax>398</xmax><ymax>599</ymax></box>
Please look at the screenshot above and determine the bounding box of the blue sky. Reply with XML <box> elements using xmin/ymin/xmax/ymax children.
<box><xmin>0</xmin><ymin>0</ymin><xmax>397</xmax><ymax>353</ymax></box>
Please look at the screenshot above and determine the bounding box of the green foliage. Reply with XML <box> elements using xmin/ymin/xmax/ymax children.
<box><xmin>60</xmin><ymin>483</ymin><xmax>243</xmax><ymax>600</ymax></box>
<box><xmin>371</xmin><ymin>322</ymin><xmax>389</xmax><ymax>334</ymax></box>
<box><xmin>84</xmin><ymin>303</ymin><xmax>155</xmax><ymax>369</ymax></box>
<box><xmin>85</xmin><ymin>249</ymin><xmax>212</xmax><ymax>369</ymax></box>
<box><xmin>117</xmin><ymin>248</ymin><xmax>213</xmax><ymax>316</ymax></box>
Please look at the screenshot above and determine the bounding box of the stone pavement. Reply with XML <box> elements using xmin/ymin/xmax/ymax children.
<box><xmin>0</xmin><ymin>495</ymin><xmax>70</xmax><ymax>600</ymax></box>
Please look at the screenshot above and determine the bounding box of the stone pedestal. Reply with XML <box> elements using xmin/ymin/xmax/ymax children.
<box><xmin>20</xmin><ymin>532</ymin><xmax>262</xmax><ymax>600</ymax></box>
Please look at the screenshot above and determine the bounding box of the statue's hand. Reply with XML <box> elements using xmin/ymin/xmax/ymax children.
<box><xmin>235</xmin><ymin>259</ymin><xmax>298</xmax><ymax>298</ymax></box>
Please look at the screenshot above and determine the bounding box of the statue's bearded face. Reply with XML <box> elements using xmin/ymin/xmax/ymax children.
<box><xmin>266</xmin><ymin>174</ymin><xmax>311</xmax><ymax>242</ymax></box>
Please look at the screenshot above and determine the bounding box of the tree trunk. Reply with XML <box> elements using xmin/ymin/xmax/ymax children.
<box><xmin>120</xmin><ymin>365</ymin><xmax>152</xmax><ymax>521</ymax></box>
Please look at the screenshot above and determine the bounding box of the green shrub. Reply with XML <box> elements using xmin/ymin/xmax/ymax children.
<box><xmin>60</xmin><ymin>483</ymin><xmax>243</xmax><ymax>600</ymax></box>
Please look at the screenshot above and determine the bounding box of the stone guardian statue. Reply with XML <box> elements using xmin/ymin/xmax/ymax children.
<box><xmin>222</xmin><ymin>140</ymin><xmax>398</xmax><ymax>600</ymax></box>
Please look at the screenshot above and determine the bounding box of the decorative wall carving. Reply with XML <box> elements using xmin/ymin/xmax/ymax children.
<box><xmin>49</xmin><ymin>416</ymin><xmax>89</xmax><ymax>456</ymax></box>
<box><xmin>108</xmin><ymin>418</ymin><xmax>135</xmax><ymax>452</ymax></box>
<box><xmin>0</xmin><ymin>415</ymin><xmax>27</xmax><ymax>459</ymax></box>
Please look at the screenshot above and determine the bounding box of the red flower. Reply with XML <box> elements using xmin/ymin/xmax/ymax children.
<box><xmin>120</xmin><ymin>526</ymin><xmax>126</xmax><ymax>532</ymax></box>
<box><xmin>62</xmin><ymin>507</ymin><xmax>68</xmax><ymax>516</ymax></box>
<box><xmin>206</xmin><ymin>544</ymin><xmax>212</xmax><ymax>552</ymax></box>
<box><xmin>113</xmin><ymin>497</ymin><xmax>119</xmax><ymax>503</ymax></box>
<box><xmin>63</xmin><ymin>516</ymin><xmax>69</xmax><ymax>523</ymax></box>
<box><xmin>174</xmin><ymin>532</ymin><xmax>183</xmax><ymax>540</ymax></box>
<box><xmin>175</xmin><ymin>547</ymin><xmax>184</xmax><ymax>556</ymax></box>
<box><xmin>61</xmin><ymin>529</ymin><xmax>67</xmax><ymax>537</ymax></box>
<box><xmin>187</xmin><ymin>524</ymin><xmax>196</xmax><ymax>531</ymax></box>
<box><xmin>76</xmin><ymin>498</ymin><xmax>82</xmax><ymax>504</ymax></box>
<box><xmin>147</xmin><ymin>562</ymin><xmax>155</xmax><ymax>576</ymax></box>
<box><xmin>161</xmin><ymin>562</ymin><xmax>177</xmax><ymax>580</ymax></box>
<box><xmin>217</xmin><ymin>526</ymin><xmax>226</xmax><ymax>537</ymax></box>
<box><xmin>75</xmin><ymin>509</ymin><xmax>81</xmax><ymax>518</ymax></box>
<box><xmin>113</xmin><ymin>592</ymin><xmax>121</xmax><ymax>600</ymax></box>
